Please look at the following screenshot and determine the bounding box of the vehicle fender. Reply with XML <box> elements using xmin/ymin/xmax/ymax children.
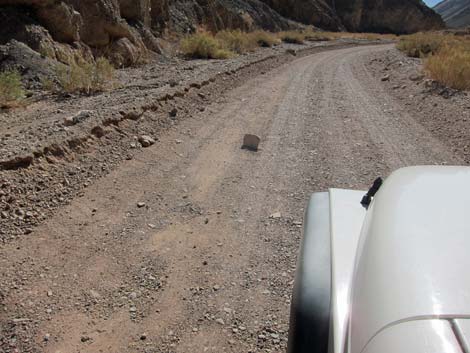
<box><xmin>288</xmin><ymin>192</ymin><xmax>331</xmax><ymax>353</ymax></box>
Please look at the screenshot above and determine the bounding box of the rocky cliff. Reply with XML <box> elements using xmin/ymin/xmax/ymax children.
<box><xmin>434</xmin><ymin>0</ymin><xmax>470</xmax><ymax>28</ymax></box>
<box><xmin>0</xmin><ymin>0</ymin><xmax>446</xmax><ymax>69</ymax></box>
<box><xmin>334</xmin><ymin>0</ymin><xmax>445</xmax><ymax>34</ymax></box>
<box><xmin>0</xmin><ymin>0</ymin><xmax>297</xmax><ymax>67</ymax></box>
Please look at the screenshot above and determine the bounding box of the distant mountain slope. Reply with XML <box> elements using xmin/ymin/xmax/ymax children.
<box><xmin>434</xmin><ymin>0</ymin><xmax>470</xmax><ymax>28</ymax></box>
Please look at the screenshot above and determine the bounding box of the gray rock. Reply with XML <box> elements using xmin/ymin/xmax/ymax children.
<box><xmin>381</xmin><ymin>75</ymin><xmax>390</xmax><ymax>81</ymax></box>
<box><xmin>242</xmin><ymin>134</ymin><xmax>261</xmax><ymax>151</ymax></box>
<box><xmin>63</xmin><ymin>110</ymin><xmax>93</xmax><ymax>126</ymax></box>
<box><xmin>409</xmin><ymin>74</ymin><xmax>424</xmax><ymax>82</ymax></box>
<box><xmin>138</xmin><ymin>135</ymin><xmax>155</xmax><ymax>148</ymax></box>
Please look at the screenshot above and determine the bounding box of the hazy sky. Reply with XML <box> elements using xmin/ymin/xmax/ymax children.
<box><xmin>423</xmin><ymin>0</ymin><xmax>441</xmax><ymax>7</ymax></box>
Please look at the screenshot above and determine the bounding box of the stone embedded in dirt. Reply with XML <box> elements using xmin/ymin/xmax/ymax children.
<box><xmin>286</xmin><ymin>49</ymin><xmax>297</xmax><ymax>56</ymax></box>
<box><xmin>409</xmin><ymin>73</ymin><xmax>424</xmax><ymax>82</ymax></box>
<box><xmin>216</xmin><ymin>318</ymin><xmax>225</xmax><ymax>325</ymax></box>
<box><xmin>242</xmin><ymin>134</ymin><xmax>261</xmax><ymax>151</ymax></box>
<box><xmin>270</xmin><ymin>212</ymin><xmax>282</xmax><ymax>219</ymax></box>
<box><xmin>91</xmin><ymin>126</ymin><xmax>106</xmax><ymax>138</ymax></box>
<box><xmin>381</xmin><ymin>75</ymin><xmax>390</xmax><ymax>81</ymax></box>
<box><xmin>169</xmin><ymin>108</ymin><xmax>178</xmax><ymax>118</ymax></box>
<box><xmin>138</xmin><ymin>135</ymin><xmax>155</xmax><ymax>148</ymax></box>
<box><xmin>90</xmin><ymin>289</ymin><xmax>100</xmax><ymax>299</ymax></box>
<box><xmin>63</xmin><ymin>110</ymin><xmax>93</xmax><ymax>126</ymax></box>
<box><xmin>137</xmin><ymin>202</ymin><xmax>146</xmax><ymax>208</ymax></box>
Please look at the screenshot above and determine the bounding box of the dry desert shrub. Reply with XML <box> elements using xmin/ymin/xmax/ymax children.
<box><xmin>180</xmin><ymin>32</ymin><xmax>234</xmax><ymax>59</ymax></box>
<box><xmin>249</xmin><ymin>30</ymin><xmax>281</xmax><ymax>47</ymax></box>
<box><xmin>396</xmin><ymin>32</ymin><xmax>449</xmax><ymax>57</ymax></box>
<box><xmin>397</xmin><ymin>32</ymin><xmax>470</xmax><ymax>90</ymax></box>
<box><xmin>278</xmin><ymin>31</ymin><xmax>306</xmax><ymax>44</ymax></box>
<box><xmin>0</xmin><ymin>69</ymin><xmax>25</xmax><ymax>108</ymax></box>
<box><xmin>425</xmin><ymin>42</ymin><xmax>470</xmax><ymax>90</ymax></box>
<box><xmin>216</xmin><ymin>30</ymin><xmax>258</xmax><ymax>54</ymax></box>
<box><xmin>55</xmin><ymin>57</ymin><xmax>116</xmax><ymax>94</ymax></box>
<box><xmin>181</xmin><ymin>30</ymin><xmax>281</xmax><ymax>59</ymax></box>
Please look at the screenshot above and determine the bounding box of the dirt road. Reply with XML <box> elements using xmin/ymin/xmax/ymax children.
<box><xmin>0</xmin><ymin>45</ymin><xmax>462</xmax><ymax>353</ymax></box>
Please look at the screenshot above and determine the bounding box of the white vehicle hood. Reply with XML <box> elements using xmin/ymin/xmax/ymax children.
<box><xmin>349</xmin><ymin>166</ymin><xmax>470</xmax><ymax>353</ymax></box>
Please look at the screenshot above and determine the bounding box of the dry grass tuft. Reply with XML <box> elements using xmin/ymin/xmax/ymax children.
<box><xmin>278</xmin><ymin>31</ymin><xmax>306</xmax><ymax>44</ymax></box>
<box><xmin>0</xmin><ymin>69</ymin><xmax>25</xmax><ymax>108</ymax></box>
<box><xmin>396</xmin><ymin>32</ymin><xmax>448</xmax><ymax>58</ymax></box>
<box><xmin>180</xmin><ymin>30</ymin><xmax>282</xmax><ymax>59</ymax></box>
<box><xmin>425</xmin><ymin>42</ymin><xmax>470</xmax><ymax>90</ymax></box>
<box><xmin>180</xmin><ymin>32</ymin><xmax>234</xmax><ymax>59</ymax></box>
<box><xmin>249</xmin><ymin>30</ymin><xmax>281</xmax><ymax>47</ymax></box>
<box><xmin>216</xmin><ymin>30</ymin><xmax>257</xmax><ymax>54</ymax></box>
<box><xmin>397</xmin><ymin>32</ymin><xmax>470</xmax><ymax>90</ymax></box>
<box><xmin>56</xmin><ymin>57</ymin><xmax>116</xmax><ymax>94</ymax></box>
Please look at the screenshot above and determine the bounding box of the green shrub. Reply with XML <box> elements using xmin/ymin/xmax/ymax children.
<box><xmin>0</xmin><ymin>69</ymin><xmax>25</xmax><ymax>107</ymax></box>
<box><xmin>180</xmin><ymin>32</ymin><xmax>234</xmax><ymax>59</ymax></box>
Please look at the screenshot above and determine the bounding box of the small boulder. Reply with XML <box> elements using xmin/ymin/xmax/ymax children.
<box><xmin>138</xmin><ymin>135</ymin><xmax>155</xmax><ymax>148</ymax></box>
<box><xmin>242</xmin><ymin>134</ymin><xmax>260</xmax><ymax>151</ymax></box>
<box><xmin>381</xmin><ymin>75</ymin><xmax>390</xmax><ymax>82</ymax></box>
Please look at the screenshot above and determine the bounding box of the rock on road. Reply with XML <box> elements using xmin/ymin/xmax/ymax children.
<box><xmin>0</xmin><ymin>45</ymin><xmax>461</xmax><ymax>353</ymax></box>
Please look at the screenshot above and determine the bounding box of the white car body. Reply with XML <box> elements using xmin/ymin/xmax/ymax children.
<box><xmin>288</xmin><ymin>166</ymin><xmax>470</xmax><ymax>353</ymax></box>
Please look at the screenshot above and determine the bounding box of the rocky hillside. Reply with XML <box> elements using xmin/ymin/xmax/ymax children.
<box><xmin>0</xmin><ymin>0</ymin><xmax>296</xmax><ymax>68</ymax></box>
<box><xmin>0</xmin><ymin>0</ymin><xmax>444</xmax><ymax>70</ymax></box>
<box><xmin>434</xmin><ymin>0</ymin><xmax>470</xmax><ymax>28</ymax></box>
<box><xmin>260</xmin><ymin>0</ymin><xmax>445</xmax><ymax>33</ymax></box>
<box><xmin>334</xmin><ymin>0</ymin><xmax>445</xmax><ymax>34</ymax></box>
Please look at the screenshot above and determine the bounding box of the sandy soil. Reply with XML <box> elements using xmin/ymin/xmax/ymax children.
<box><xmin>0</xmin><ymin>44</ymin><xmax>468</xmax><ymax>353</ymax></box>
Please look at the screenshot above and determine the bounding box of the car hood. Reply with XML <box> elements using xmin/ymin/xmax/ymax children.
<box><xmin>349</xmin><ymin>166</ymin><xmax>470</xmax><ymax>353</ymax></box>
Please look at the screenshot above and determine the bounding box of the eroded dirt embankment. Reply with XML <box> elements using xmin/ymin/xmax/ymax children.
<box><xmin>0</xmin><ymin>39</ymin><xmax>381</xmax><ymax>241</ymax></box>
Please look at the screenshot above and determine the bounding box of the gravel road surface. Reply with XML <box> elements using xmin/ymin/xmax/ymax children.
<box><xmin>0</xmin><ymin>44</ymin><xmax>463</xmax><ymax>353</ymax></box>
